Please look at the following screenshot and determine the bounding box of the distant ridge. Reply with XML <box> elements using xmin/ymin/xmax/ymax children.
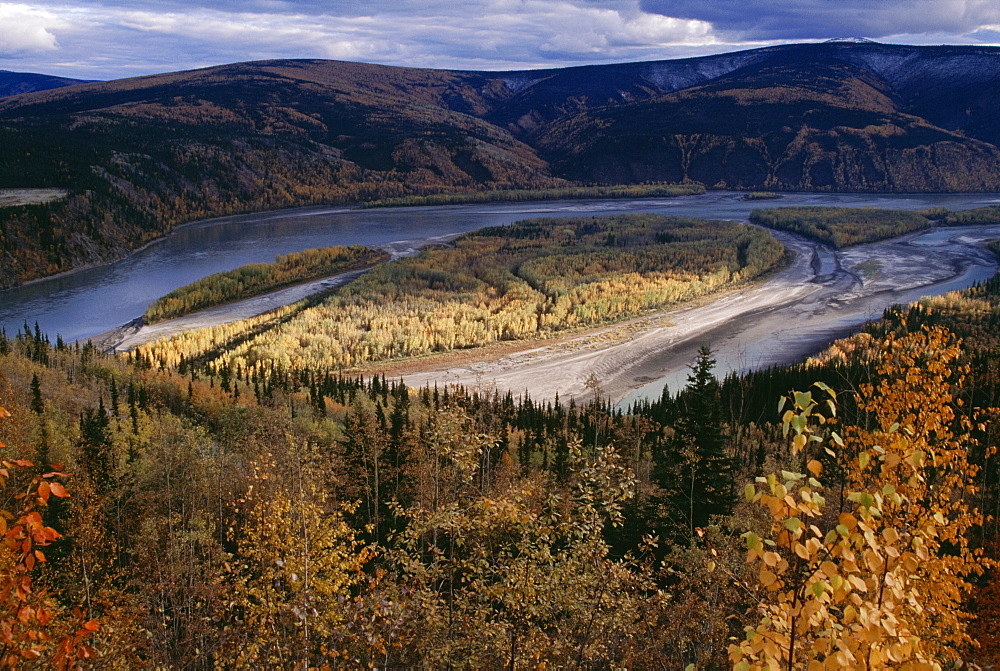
<box><xmin>0</xmin><ymin>70</ymin><xmax>92</xmax><ymax>97</ymax></box>
<box><xmin>824</xmin><ymin>37</ymin><xmax>879</xmax><ymax>43</ymax></box>
<box><xmin>2</xmin><ymin>41</ymin><xmax>1000</xmax><ymax>287</ymax></box>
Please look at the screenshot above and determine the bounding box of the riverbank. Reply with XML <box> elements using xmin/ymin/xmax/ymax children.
<box><xmin>392</xmin><ymin>225</ymin><xmax>999</xmax><ymax>404</ymax></box>
<box><xmin>87</xmin><ymin>223</ymin><xmax>1000</xmax><ymax>407</ymax></box>
<box><xmin>84</xmin><ymin>235</ymin><xmax>458</xmax><ymax>352</ymax></box>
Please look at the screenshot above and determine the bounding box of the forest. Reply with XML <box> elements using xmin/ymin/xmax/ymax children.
<box><xmin>0</xmin><ymin>247</ymin><xmax>999</xmax><ymax>666</ymax></box>
<box><xmin>748</xmin><ymin>206</ymin><xmax>932</xmax><ymax>248</ymax></box>
<box><xmin>942</xmin><ymin>204</ymin><xmax>1000</xmax><ymax>227</ymax></box>
<box><xmin>143</xmin><ymin>245</ymin><xmax>389</xmax><ymax>324</ymax></box>
<box><xmin>360</xmin><ymin>183</ymin><xmax>705</xmax><ymax>208</ymax></box>
<box><xmin>133</xmin><ymin>214</ymin><xmax>785</xmax><ymax>373</ymax></box>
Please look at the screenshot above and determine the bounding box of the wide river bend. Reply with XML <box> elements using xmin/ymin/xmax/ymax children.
<box><xmin>2</xmin><ymin>191</ymin><xmax>1000</xmax><ymax>403</ymax></box>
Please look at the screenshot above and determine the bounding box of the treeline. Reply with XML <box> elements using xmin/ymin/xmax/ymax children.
<box><xmin>942</xmin><ymin>204</ymin><xmax>1000</xmax><ymax>226</ymax></box>
<box><xmin>1</xmin><ymin>273</ymin><xmax>1000</xmax><ymax>665</ymax></box>
<box><xmin>135</xmin><ymin>214</ymin><xmax>785</xmax><ymax>372</ymax></box>
<box><xmin>360</xmin><ymin>182</ymin><xmax>706</xmax><ymax>208</ymax></box>
<box><xmin>750</xmin><ymin>205</ymin><xmax>931</xmax><ymax>247</ymax></box>
<box><xmin>143</xmin><ymin>245</ymin><xmax>388</xmax><ymax>323</ymax></box>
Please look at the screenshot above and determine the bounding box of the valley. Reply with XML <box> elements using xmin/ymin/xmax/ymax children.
<box><xmin>4</xmin><ymin>41</ymin><xmax>1000</xmax><ymax>288</ymax></box>
<box><xmin>4</xmin><ymin>37</ymin><xmax>1000</xmax><ymax>666</ymax></box>
<box><xmin>6</xmin><ymin>193</ymin><xmax>992</xmax><ymax>408</ymax></box>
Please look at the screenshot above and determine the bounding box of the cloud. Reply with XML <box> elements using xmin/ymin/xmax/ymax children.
<box><xmin>535</xmin><ymin>3</ymin><xmax>714</xmax><ymax>55</ymax></box>
<box><xmin>639</xmin><ymin>0</ymin><xmax>1000</xmax><ymax>41</ymax></box>
<box><xmin>0</xmin><ymin>3</ymin><xmax>62</xmax><ymax>55</ymax></box>
<box><xmin>0</xmin><ymin>0</ymin><xmax>729</xmax><ymax>77</ymax></box>
<box><xmin>0</xmin><ymin>0</ymin><xmax>997</xmax><ymax>79</ymax></box>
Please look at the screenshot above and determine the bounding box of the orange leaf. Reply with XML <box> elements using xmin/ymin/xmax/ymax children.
<box><xmin>0</xmin><ymin>406</ymin><xmax>10</xmax><ymax>418</ymax></box>
<box><xmin>37</xmin><ymin>481</ymin><xmax>50</xmax><ymax>503</ymax></box>
<box><xmin>83</xmin><ymin>620</ymin><xmax>100</xmax><ymax>632</ymax></box>
<box><xmin>49</xmin><ymin>482</ymin><xmax>69</xmax><ymax>498</ymax></box>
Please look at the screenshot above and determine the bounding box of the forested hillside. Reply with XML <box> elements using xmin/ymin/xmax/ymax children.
<box><xmin>0</xmin><ymin>70</ymin><xmax>88</xmax><ymax>97</ymax></box>
<box><xmin>1</xmin><ymin>256</ymin><xmax>999</xmax><ymax>665</ymax></box>
<box><xmin>4</xmin><ymin>41</ymin><xmax>1000</xmax><ymax>287</ymax></box>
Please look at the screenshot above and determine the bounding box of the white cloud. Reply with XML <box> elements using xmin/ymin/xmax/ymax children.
<box><xmin>0</xmin><ymin>0</ymin><xmax>996</xmax><ymax>79</ymax></box>
<box><xmin>0</xmin><ymin>3</ymin><xmax>62</xmax><ymax>55</ymax></box>
<box><xmin>533</xmin><ymin>2</ymin><xmax>714</xmax><ymax>54</ymax></box>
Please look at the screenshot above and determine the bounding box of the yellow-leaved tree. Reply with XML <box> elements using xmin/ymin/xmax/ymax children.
<box><xmin>731</xmin><ymin>326</ymin><xmax>991</xmax><ymax>669</ymax></box>
<box><xmin>220</xmin><ymin>448</ymin><xmax>376</xmax><ymax>668</ymax></box>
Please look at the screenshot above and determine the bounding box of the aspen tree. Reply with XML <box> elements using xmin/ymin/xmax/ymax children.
<box><xmin>732</xmin><ymin>327</ymin><xmax>990</xmax><ymax>669</ymax></box>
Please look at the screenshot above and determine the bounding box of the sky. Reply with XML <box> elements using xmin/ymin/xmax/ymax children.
<box><xmin>1</xmin><ymin>0</ymin><xmax>999</xmax><ymax>80</ymax></box>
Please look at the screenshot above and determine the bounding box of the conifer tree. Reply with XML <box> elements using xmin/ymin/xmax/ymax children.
<box><xmin>653</xmin><ymin>345</ymin><xmax>735</xmax><ymax>536</ymax></box>
<box><xmin>30</xmin><ymin>373</ymin><xmax>43</xmax><ymax>414</ymax></box>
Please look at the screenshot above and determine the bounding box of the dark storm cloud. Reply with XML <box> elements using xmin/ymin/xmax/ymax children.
<box><xmin>639</xmin><ymin>0</ymin><xmax>1000</xmax><ymax>41</ymax></box>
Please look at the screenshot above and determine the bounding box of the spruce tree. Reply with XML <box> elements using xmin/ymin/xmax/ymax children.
<box><xmin>652</xmin><ymin>345</ymin><xmax>736</xmax><ymax>537</ymax></box>
<box><xmin>30</xmin><ymin>374</ymin><xmax>43</xmax><ymax>414</ymax></box>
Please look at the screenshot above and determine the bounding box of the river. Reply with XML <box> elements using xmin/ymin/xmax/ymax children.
<box><xmin>3</xmin><ymin>190</ymin><xmax>1000</xmax><ymax>404</ymax></box>
<box><xmin>3</xmin><ymin>190</ymin><xmax>999</xmax><ymax>343</ymax></box>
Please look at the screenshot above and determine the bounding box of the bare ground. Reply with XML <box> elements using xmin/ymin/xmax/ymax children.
<box><xmin>395</xmin><ymin>227</ymin><xmax>999</xmax><ymax>405</ymax></box>
<box><xmin>0</xmin><ymin>188</ymin><xmax>68</xmax><ymax>207</ymax></box>
<box><xmin>93</xmin><ymin>225</ymin><xmax>1000</xmax><ymax>406</ymax></box>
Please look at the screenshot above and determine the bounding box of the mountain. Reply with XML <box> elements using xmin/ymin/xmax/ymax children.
<box><xmin>2</xmin><ymin>41</ymin><xmax>1000</xmax><ymax>287</ymax></box>
<box><xmin>0</xmin><ymin>70</ymin><xmax>90</xmax><ymax>97</ymax></box>
<box><xmin>529</xmin><ymin>43</ymin><xmax>1000</xmax><ymax>190</ymax></box>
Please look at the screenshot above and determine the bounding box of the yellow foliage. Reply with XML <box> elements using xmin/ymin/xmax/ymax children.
<box><xmin>732</xmin><ymin>327</ymin><xmax>991</xmax><ymax>669</ymax></box>
<box><xmin>138</xmin><ymin>214</ymin><xmax>784</xmax><ymax>374</ymax></box>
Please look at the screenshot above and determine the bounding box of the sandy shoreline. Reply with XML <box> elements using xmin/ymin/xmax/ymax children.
<box><xmin>85</xmin><ymin>222</ymin><xmax>1000</xmax><ymax>407</ymax></box>
<box><xmin>395</xmin><ymin>226</ymin><xmax>1000</xmax><ymax>405</ymax></box>
<box><xmin>84</xmin><ymin>234</ymin><xmax>458</xmax><ymax>352</ymax></box>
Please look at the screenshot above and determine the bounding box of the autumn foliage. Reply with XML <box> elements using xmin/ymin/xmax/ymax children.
<box><xmin>0</xmin><ymin>280</ymin><xmax>998</xmax><ymax>666</ymax></box>
<box><xmin>732</xmin><ymin>327</ymin><xmax>991</xmax><ymax>669</ymax></box>
<box><xmin>0</xmin><ymin>402</ymin><xmax>98</xmax><ymax>668</ymax></box>
<box><xmin>137</xmin><ymin>214</ymin><xmax>785</xmax><ymax>372</ymax></box>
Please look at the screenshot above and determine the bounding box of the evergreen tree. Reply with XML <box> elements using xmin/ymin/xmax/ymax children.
<box><xmin>652</xmin><ymin>346</ymin><xmax>736</xmax><ymax>537</ymax></box>
<box><xmin>30</xmin><ymin>374</ymin><xmax>43</xmax><ymax>414</ymax></box>
<box><xmin>79</xmin><ymin>399</ymin><xmax>112</xmax><ymax>491</ymax></box>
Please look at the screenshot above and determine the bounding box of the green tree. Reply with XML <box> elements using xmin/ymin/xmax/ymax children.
<box><xmin>30</xmin><ymin>374</ymin><xmax>43</xmax><ymax>414</ymax></box>
<box><xmin>653</xmin><ymin>345</ymin><xmax>735</xmax><ymax>536</ymax></box>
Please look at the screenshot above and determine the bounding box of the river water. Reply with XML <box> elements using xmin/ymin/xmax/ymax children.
<box><xmin>2</xmin><ymin>190</ymin><xmax>999</xmax><ymax>345</ymax></box>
